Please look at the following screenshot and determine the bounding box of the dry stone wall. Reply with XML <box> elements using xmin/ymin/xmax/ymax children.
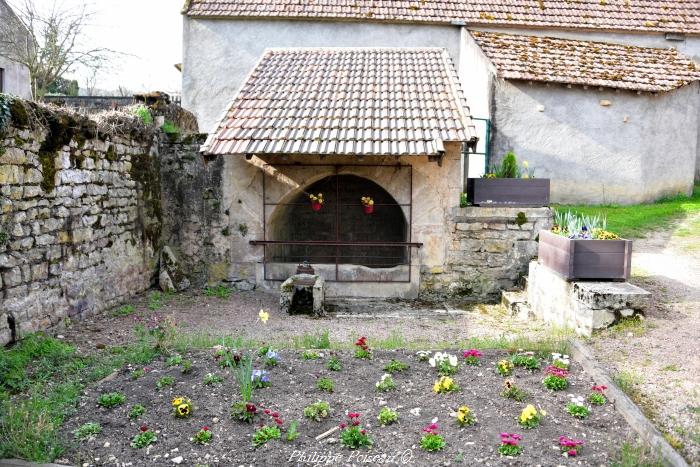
<box><xmin>0</xmin><ymin>98</ymin><xmax>161</xmax><ymax>345</ymax></box>
<box><xmin>421</xmin><ymin>206</ymin><xmax>553</xmax><ymax>300</ymax></box>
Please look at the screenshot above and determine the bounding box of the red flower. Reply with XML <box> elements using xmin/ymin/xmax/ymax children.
<box><xmin>264</xmin><ymin>409</ymin><xmax>271</xmax><ymax>415</ymax></box>
<box><xmin>339</xmin><ymin>423</ymin><xmax>347</xmax><ymax>429</ymax></box>
<box><xmin>275</xmin><ymin>418</ymin><xmax>283</xmax><ymax>425</ymax></box>
<box><xmin>360</xmin><ymin>429</ymin><xmax>367</xmax><ymax>435</ymax></box>
<box><xmin>348</xmin><ymin>412</ymin><xmax>360</xmax><ymax>419</ymax></box>
<box><xmin>568</xmin><ymin>449</ymin><xmax>577</xmax><ymax>457</ymax></box>
<box><xmin>271</xmin><ymin>412</ymin><xmax>279</xmax><ymax>418</ymax></box>
<box><xmin>352</xmin><ymin>420</ymin><xmax>360</xmax><ymax>426</ymax></box>
<box><xmin>246</xmin><ymin>403</ymin><xmax>257</xmax><ymax>413</ymax></box>
<box><xmin>140</xmin><ymin>425</ymin><xmax>148</xmax><ymax>432</ymax></box>
<box><xmin>202</xmin><ymin>426</ymin><xmax>209</xmax><ymax>431</ymax></box>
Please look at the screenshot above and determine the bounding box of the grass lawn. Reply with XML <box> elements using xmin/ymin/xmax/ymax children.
<box><xmin>556</xmin><ymin>184</ymin><xmax>700</xmax><ymax>239</ymax></box>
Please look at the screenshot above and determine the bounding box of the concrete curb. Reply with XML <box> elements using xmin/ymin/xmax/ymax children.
<box><xmin>0</xmin><ymin>460</ymin><xmax>72</xmax><ymax>467</ymax></box>
<box><xmin>568</xmin><ymin>338</ymin><xmax>689</xmax><ymax>467</ymax></box>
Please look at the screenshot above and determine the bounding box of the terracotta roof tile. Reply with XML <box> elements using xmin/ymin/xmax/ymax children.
<box><xmin>471</xmin><ymin>30</ymin><xmax>700</xmax><ymax>92</ymax></box>
<box><xmin>184</xmin><ymin>0</ymin><xmax>700</xmax><ymax>34</ymax></box>
<box><xmin>203</xmin><ymin>47</ymin><xmax>478</xmax><ymax>156</ymax></box>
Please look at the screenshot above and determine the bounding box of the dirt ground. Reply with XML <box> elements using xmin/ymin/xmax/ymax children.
<box><xmin>590</xmin><ymin>213</ymin><xmax>700</xmax><ymax>465</ymax></box>
<box><xmin>65</xmin><ymin>349</ymin><xmax>630</xmax><ymax>466</ymax></box>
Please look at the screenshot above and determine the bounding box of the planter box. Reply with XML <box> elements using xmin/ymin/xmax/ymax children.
<box><xmin>538</xmin><ymin>230</ymin><xmax>632</xmax><ymax>281</ymax></box>
<box><xmin>467</xmin><ymin>178</ymin><xmax>550</xmax><ymax>207</ymax></box>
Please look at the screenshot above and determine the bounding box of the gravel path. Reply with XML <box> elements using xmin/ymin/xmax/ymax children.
<box><xmin>590</xmin><ymin>213</ymin><xmax>700</xmax><ymax>465</ymax></box>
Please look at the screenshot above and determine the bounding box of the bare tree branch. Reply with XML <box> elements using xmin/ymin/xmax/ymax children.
<box><xmin>0</xmin><ymin>0</ymin><xmax>116</xmax><ymax>97</ymax></box>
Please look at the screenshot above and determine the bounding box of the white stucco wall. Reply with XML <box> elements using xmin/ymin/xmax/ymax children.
<box><xmin>182</xmin><ymin>18</ymin><xmax>462</xmax><ymax>132</ymax></box>
<box><xmin>490</xmin><ymin>80</ymin><xmax>699</xmax><ymax>204</ymax></box>
<box><xmin>0</xmin><ymin>56</ymin><xmax>31</xmax><ymax>98</ymax></box>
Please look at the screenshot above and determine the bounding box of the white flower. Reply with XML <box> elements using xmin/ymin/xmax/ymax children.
<box><xmin>552</xmin><ymin>352</ymin><xmax>561</xmax><ymax>359</ymax></box>
<box><xmin>448</xmin><ymin>355</ymin><xmax>458</xmax><ymax>367</ymax></box>
<box><xmin>429</xmin><ymin>357</ymin><xmax>436</xmax><ymax>367</ymax></box>
<box><xmin>569</xmin><ymin>395</ymin><xmax>585</xmax><ymax>406</ymax></box>
<box><xmin>431</xmin><ymin>417</ymin><xmax>438</xmax><ymax>424</ymax></box>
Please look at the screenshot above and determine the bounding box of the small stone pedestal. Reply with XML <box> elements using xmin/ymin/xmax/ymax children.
<box><xmin>280</xmin><ymin>274</ymin><xmax>325</xmax><ymax>317</ymax></box>
<box><xmin>527</xmin><ymin>261</ymin><xmax>650</xmax><ymax>336</ymax></box>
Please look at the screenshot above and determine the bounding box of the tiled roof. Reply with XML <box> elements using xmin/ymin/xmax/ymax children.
<box><xmin>203</xmin><ymin>47</ymin><xmax>478</xmax><ymax>157</ymax></box>
<box><xmin>471</xmin><ymin>31</ymin><xmax>700</xmax><ymax>92</ymax></box>
<box><xmin>183</xmin><ymin>0</ymin><xmax>700</xmax><ymax>35</ymax></box>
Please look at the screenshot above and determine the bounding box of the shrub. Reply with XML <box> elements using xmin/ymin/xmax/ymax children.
<box><xmin>303</xmin><ymin>401</ymin><xmax>330</xmax><ymax>421</ymax></box>
<box><xmin>327</xmin><ymin>356</ymin><xmax>342</xmax><ymax>371</ymax></box>
<box><xmin>129</xmin><ymin>404</ymin><xmax>145</xmax><ymax>420</ymax></box>
<box><xmin>317</xmin><ymin>377</ymin><xmax>334</xmax><ymax>393</ymax></box>
<box><xmin>252</xmin><ymin>426</ymin><xmax>281</xmax><ymax>447</ymax></box>
<box><xmin>384</xmin><ymin>359</ymin><xmax>409</xmax><ymax>374</ymax></box>
<box><xmin>97</xmin><ymin>392</ymin><xmax>125</xmax><ymax>408</ymax></box>
<box><xmin>377</xmin><ymin>407</ymin><xmax>399</xmax><ymax>426</ymax></box>
<box><xmin>73</xmin><ymin>422</ymin><xmax>101</xmax><ymax>440</ymax></box>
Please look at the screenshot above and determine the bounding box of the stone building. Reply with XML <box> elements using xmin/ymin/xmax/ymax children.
<box><xmin>181</xmin><ymin>0</ymin><xmax>700</xmax><ymax>201</ymax></box>
<box><xmin>0</xmin><ymin>0</ymin><xmax>32</xmax><ymax>99</ymax></box>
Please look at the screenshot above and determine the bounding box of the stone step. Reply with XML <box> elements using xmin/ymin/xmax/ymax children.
<box><xmin>500</xmin><ymin>290</ymin><xmax>532</xmax><ymax>321</ymax></box>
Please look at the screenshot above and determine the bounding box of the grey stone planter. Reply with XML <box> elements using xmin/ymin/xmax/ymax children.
<box><xmin>466</xmin><ymin>178</ymin><xmax>550</xmax><ymax>207</ymax></box>
<box><xmin>538</xmin><ymin>230</ymin><xmax>632</xmax><ymax>281</ymax></box>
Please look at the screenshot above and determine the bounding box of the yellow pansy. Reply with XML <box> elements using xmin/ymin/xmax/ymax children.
<box><xmin>177</xmin><ymin>403</ymin><xmax>190</xmax><ymax>416</ymax></box>
<box><xmin>258</xmin><ymin>309</ymin><xmax>269</xmax><ymax>323</ymax></box>
<box><xmin>433</xmin><ymin>381</ymin><xmax>441</xmax><ymax>393</ymax></box>
<box><xmin>519</xmin><ymin>404</ymin><xmax>537</xmax><ymax>423</ymax></box>
<box><xmin>172</xmin><ymin>397</ymin><xmax>184</xmax><ymax>407</ymax></box>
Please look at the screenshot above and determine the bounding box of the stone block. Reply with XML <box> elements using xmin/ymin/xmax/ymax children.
<box><xmin>527</xmin><ymin>261</ymin><xmax>651</xmax><ymax>336</ymax></box>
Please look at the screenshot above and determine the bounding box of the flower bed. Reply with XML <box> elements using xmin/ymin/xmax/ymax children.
<box><xmin>65</xmin><ymin>349</ymin><xmax>632</xmax><ymax>465</ymax></box>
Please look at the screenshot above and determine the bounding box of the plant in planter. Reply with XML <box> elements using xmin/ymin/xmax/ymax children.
<box><xmin>467</xmin><ymin>151</ymin><xmax>549</xmax><ymax>207</ymax></box>
<box><xmin>540</xmin><ymin>210</ymin><xmax>632</xmax><ymax>280</ymax></box>
<box><xmin>498</xmin><ymin>433</ymin><xmax>523</xmax><ymax>457</ymax></box>
<box><xmin>559</xmin><ymin>435</ymin><xmax>584</xmax><ymax>457</ymax></box>
<box><xmin>339</xmin><ymin>413</ymin><xmax>372</xmax><ymax>449</ymax></box>
<box><xmin>309</xmin><ymin>193</ymin><xmax>324</xmax><ymax>212</ymax></box>
<box><xmin>420</xmin><ymin>423</ymin><xmax>446</xmax><ymax>452</ymax></box>
<box><xmin>588</xmin><ymin>384</ymin><xmax>608</xmax><ymax>405</ymax></box>
<box><xmin>360</xmin><ymin>196</ymin><xmax>374</xmax><ymax>214</ymax></box>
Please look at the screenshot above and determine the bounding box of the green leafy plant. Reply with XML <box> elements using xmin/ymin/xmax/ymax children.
<box><xmin>511</xmin><ymin>353</ymin><xmax>540</xmax><ymax>370</ymax></box>
<box><xmin>303</xmin><ymin>401</ymin><xmax>330</xmax><ymax>421</ymax></box>
<box><xmin>161</xmin><ymin>120</ymin><xmax>180</xmax><ymax>135</ymax></box>
<box><xmin>518</xmin><ymin>404</ymin><xmax>545</xmax><ymax>429</ymax></box>
<box><xmin>501</xmin><ymin>380</ymin><xmax>529</xmax><ymax>401</ymax></box>
<box><xmin>148</xmin><ymin>291</ymin><xmax>163</xmax><ymax>310</ymax></box>
<box><xmin>420</xmin><ymin>423</ymin><xmax>446</xmax><ymax>452</ymax></box>
<box><xmin>112</xmin><ymin>304</ymin><xmax>135</xmax><ymax>317</ymax></box>
<box><xmin>433</xmin><ymin>376</ymin><xmax>460</xmax><ymax>394</ymax></box>
<box><xmin>317</xmin><ymin>377</ymin><xmax>334</xmax><ymax>393</ymax></box>
<box><xmin>543</xmin><ymin>365</ymin><xmax>569</xmax><ymax>391</ymax></box>
<box><xmin>384</xmin><ymin>359</ymin><xmax>409</xmax><ymax>374</ymax></box>
<box><xmin>567</xmin><ymin>396</ymin><xmax>590</xmax><ymax>419</ymax></box>
<box><xmin>203</xmin><ymin>373</ymin><xmax>223</xmax><ymax>385</ymax></box>
<box><xmin>375</xmin><ymin>373</ymin><xmax>396</xmax><ymax>392</ymax></box>
<box><xmin>73</xmin><ymin>422</ymin><xmax>101</xmax><ymax>440</ymax></box>
<box><xmin>233</xmin><ymin>355</ymin><xmax>254</xmax><ymax>401</ymax></box>
<box><xmin>231</xmin><ymin>401</ymin><xmax>258</xmax><ymax>423</ymax></box>
<box><xmin>132</xmin><ymin>105</ymin><xmax>152</xmax><ymax>125</ymax></box>
<box><xmin>204</xmin><ymin>285</ymin><xmax>231</xmax><ymax>299</ymax></box>
<box><xmin>339</xmin><ymin>413</ymin><xmax>372</xmax><ymax>449</ymax></box>
<box><xmin>589</xmin><ymin>385</ymin><xmax>607</xmax><ymax>405</ymax></box>
<box><xmin>131</xmin><ymin>425</ymin><xmax>157</xmax><ymax>449</ymax></box>
<box><xmin>97</xmin><ymin>392</ymin><xmax>125</xmax><ymax>408</ymax></box>
<box><xmin>460</xmin><ymin>192</ymin><xmax>468</xmax><ymax>207</ymax></box>
<box><xmin>252</xmin><ymin>425</ymin><xmax>281</xmax><ymax>448</ymax></box>
<box><xmin>377</xmin><ymin>407</ymin><xmax>399</xmax><ymax>426</ymax></box>
<box><xmin>498</xmin><ymin>433</ymin><xmax>523</xmax><ymax>456</ymax></box>
<box><xmin>129</xmin><ymin>404</ymin><xmax>146</xmax><ymax>420</ymax></box>
<box><xmin>131</xmin><ymin>368</ymin><xmax>146</xmax><ymax>380</ymax></box>
<box><xmin>286</xmin><ymin>421</ymin><xmax>300</xmax><ymax>441</ymax></box>
<box><xmin>167</xmin><ymin>355</ymin><xmax>183</xmax><ymax>367</ymax></box>
<box><xmin>496</xmin><ymin>359</ymin><xmax>514</xmax><ymax>376</ymax></box>
<box><xmin>294</xmin><ymin>329</ymin><xmax>331</xmax><ymax>349</ymax></box>
<box><xmin>302</xmin><ymin>350</ymin><xmax>320</xmax><ymax>360</ymax></box>
<box><xmin>193</xmin><ymin>426</ymin><xmax>212</xmax><ymax>444</ymax></box>
<box><xmin>181</xmin><ymin>360</ymin><xmax>193</xmax><ymax>374</ymax></box>
<box><xmin>327</xmin><ymin>356</ymin><xmax>342</xmax><ymax>371</ymax></box>
<box><xmin>156</xmin><ymin>376</ymin><xmax>174</xmax><ymax>389</ymax></box>
<box><xmin>353</xmin><ymin>337</ymin><xmax>371</xmax><ymax>359</ymax></box>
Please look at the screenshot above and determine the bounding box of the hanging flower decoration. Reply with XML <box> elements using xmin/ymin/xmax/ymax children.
<box><xmin>360</xmin><ymin>196</ymin><xmax>374</xmax><ymax>214</ymax></box>
<box><xmin>309</xmin><ymin>193</ymin><xmax>324</xmax><ymax>211</ymax></box>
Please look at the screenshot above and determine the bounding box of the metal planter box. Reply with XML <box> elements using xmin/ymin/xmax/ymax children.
<box><xmin>466</xmin><ymin>178</ymin><xmax>550</xmax><ymax>207</ymax></box>
<box><xmin>538</xmin><ymin>230</ymin><xmax>632</xmax><ymax>281</ymax></box>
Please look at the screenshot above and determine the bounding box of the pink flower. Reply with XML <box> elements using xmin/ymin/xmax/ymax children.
<box><xmin>202</xmin><ymin>426</ymin><xmax>209</xmax><ymax>431</ymax></box>
<box><xmin>545</xmin><ymin>365</ymin><xmax>568</xmax><ymax>377</ymax></box>
<box><xmin>275</xmin><ymin>418</ymin><xmax>283</xmax><ymax>425</ymax></box>
<box><xmin>592</xmin><ymin>384</ymin><xmax>608</xmax><ymax>392</ymax></box>
<box><xmin>339</xmin><ymin>423</ymin><xmax>347</xmax><ymax>429</ymax></box>
<box><xmin>463</xmin><ymin>349</ymin><xmax>482</xmax><ymax>358</ymax></box>
<box><xmin>568</xmin><ymin>449</ymin><xmax>577</xmax><ymax>457</ymax></box>
<box><xmin>264</xmin><ymin>409</ymin><xmax>271</xmax><ymax>415</ymax></box>
<box><xmin>348</xmin><ymin>412</ymin><xmax>360</xmax><ymax>419</ymax></box>
<box><xmin>271</xmin><ymin>412</ymin><xmax>280</xmax><ymax>418</ymax></box>
<box><xmin>360</xmin><ymin>429</ymin><xmax>367</xmax><ymax>435</ymax></box>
